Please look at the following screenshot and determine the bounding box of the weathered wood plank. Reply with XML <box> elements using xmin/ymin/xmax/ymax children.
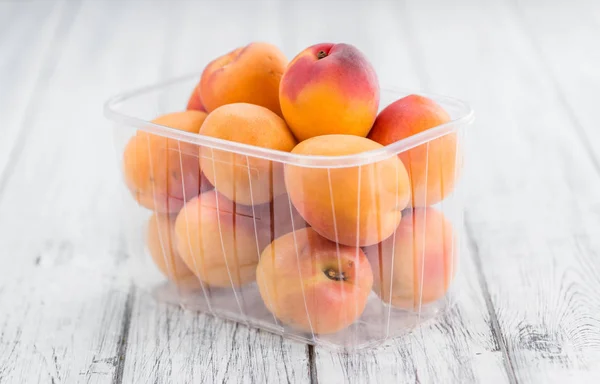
<box><xmin>402</xmin><ymin>0</ymin><xmax>600</xmax><ymax>382</ymax></box>
<box><xmin>512</xmin><ymin>0</ymin><xmax>600</xmax><ymax>167</ymax></box>
<box><xmin>118</xmin><ymin>1</ymin><xmax>311</xmax><ymax>383</ymax></box>
<box><xmin>0</xmin><ymin>0</ymin><xmax>65</xmax><ymax>190</ymax></box>
<box><xmin>123</xmin><ymin>298</ymin><xmax>310</xmax><ymax>384</ymax></box>
<box><xmin>0</xmin><ymin>0</ymin><xmax>182</xmax><ymax>382</ymax></box>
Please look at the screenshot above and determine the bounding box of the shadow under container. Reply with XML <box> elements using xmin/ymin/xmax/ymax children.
<box><xmin>104</xmin><ymin>73</ymin><xmax>474</xmax><ymax>351</ymax></box>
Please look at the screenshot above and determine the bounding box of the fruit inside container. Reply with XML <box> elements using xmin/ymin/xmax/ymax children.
<box><xmin>104</xmin><ymin>40</ymin><xmax>474</xmax><ymax>350</ymax></box>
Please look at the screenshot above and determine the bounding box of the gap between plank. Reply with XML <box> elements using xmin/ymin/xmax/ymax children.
<box><xmin>112</xmin><ymin>285</ymin><xmax>136</xmax><ymax>384</ymax></box>
<box><xmin>0</xmin><ymin>0</ymin><xmax>82</xmax><ymax>203</ymax></box>
<box><xmin>308</xmin><ymin>345</ymin><xmax>318</xmax><ymax>384</ymax></box>
<box><xmin>464</xmin><ymin>216</ymin><xmax>519</xmax><ymax>384</ymax></box>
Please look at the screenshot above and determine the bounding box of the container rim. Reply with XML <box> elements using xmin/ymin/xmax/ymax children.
<box><xmin>103</xmin><ymin>71</ymin><xmax>475</xmax><ymax>168</ymax></box>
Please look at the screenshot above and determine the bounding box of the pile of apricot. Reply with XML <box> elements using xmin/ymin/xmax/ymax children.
<box><xmin>122</xmin><ymin>41</ymin><xmax>459</xmax><ymax>335</ymax></box>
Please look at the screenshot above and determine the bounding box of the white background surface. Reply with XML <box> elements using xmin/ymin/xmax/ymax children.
<box><xmin>1</xmin><ymin>0</ymin><xmax>600</xmax><ymax>383</ymax></box>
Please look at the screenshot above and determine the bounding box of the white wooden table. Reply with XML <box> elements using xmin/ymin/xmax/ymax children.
<box><xmin>1</xmin><ymin>0</ymin><xmax>600</xmax><ymax>383</ymax></box>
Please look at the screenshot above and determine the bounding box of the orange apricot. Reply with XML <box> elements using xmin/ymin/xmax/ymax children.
<box><xmin>257</xmin><ymin>227</ymin><xmax>373</xmax><ymax>334</ymax></box>
<box><xmin>174</xmin><ymin>190</ymin><xmax>262</xmax><ymax>288</ymax></box>
<box><xmin>199</xmin><ymin>103</ymin><xmax>297</xmax><ymax>205</ymax></box>
<box><xmin>146</xmin><ymin>213</ymin><xmax>198</xmax><ymax>288</ymax></box>
<box><xmin>364</xmin><ymin>207</ymin><xmax>457</xmax><ymax>310</ymax></box>
<box><xmin>279</xmin><ymin>43</ymin><xmax>379</xmax><ymax>141</ymax></box>
<box><xmin>122</xmin><ymin>111</ymin><xmax>207</xmax><ymax>213</ymax></box>
<box><xmin>284</xmin><ymin>134</ymin><xmax>410</xmax><ymax>247</ymax></box>
<box><xmin>199</xmin><ymin>42</ymin><xmax>288</xmax><ymax>116</ymax></box>
<box><xmin>368</xmin><ymin>94</ymin><xmax>457</xmax><ymax>207</ymax></box>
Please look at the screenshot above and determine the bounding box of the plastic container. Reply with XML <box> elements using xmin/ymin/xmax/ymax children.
<box><xmin>104</xmin><ymin>72</ymin><xmax>474</xmax><ymax>351</ymax></box>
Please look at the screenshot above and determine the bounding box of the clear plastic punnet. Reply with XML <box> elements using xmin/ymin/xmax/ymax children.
<box><xmin>104</xmin><ymin>72</ymin><xmax>474</xmax><ymax>351</ymax></box>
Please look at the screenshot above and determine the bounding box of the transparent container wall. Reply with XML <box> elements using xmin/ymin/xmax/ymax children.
<box><xmin>108</xmin><ymin>75</ymin><xmax>471</xmax><ymax>351</ymax></box>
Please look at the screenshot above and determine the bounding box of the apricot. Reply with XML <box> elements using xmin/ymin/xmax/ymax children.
<box><xmin>256</xmin><ymin>227</ymin><xmax>373</xmax><ymax>334</ymax></box>
<box><xmin>279</xmin><ymin>43</ymin><xmax>379</xmax><ymax>141</ymax></box>
<box><xmin>364</xmin><ymin>207</ymin><xmax>456</xmax><ymax>310</ymax></box>
<box><xmin>173</xmin><ymin>191</ymin><xmax>261</xmax><ymax>288</ymax></box>
<box><xmin>146</xmin><ymin>213</ymin><xmax>198</xmax><ymax>288</ymax></box>
<box><xmin>284</xmin><ymin>135</ymin><xmax>410</xmax><ymax>247</ymax></box>
<box><xmin>367</xmin><ymin>94</ymin><xmax>456</xmax><ymax>207</ymax></box>
<box><xmin>199</xmin><ymin>42</ymin><xmax>288</xmax><ymax>116</ymax></box>
<box><xmin>199</xmin><ymin>103</ymin><xmax>297</xmax><ymax>205</ymax></box>
<box><xmin>186</xmin><ymin>82</ymin><xmax>207</xmax><ymax>112</ymax></box>
<box><xmin>122</xmin><ymin>111</ymin><xmax>208</xmax><ymax>213</ymax></box>
<box><xmin>173</xmin><ymin>190</ymin><xmax>303</xmax><ymax>288</ymax></box>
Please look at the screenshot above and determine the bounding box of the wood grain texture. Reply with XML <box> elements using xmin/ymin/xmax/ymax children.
<box><xmin>401</xmin><ymin>0</ymin><xmax>600</xmax><ymax>382</ymax></box>
<box><xmin>0</xmin><ymin>0</ymin><xmax>181</xmax><ymax>382</ymax></box>
<box><xmin>122</xmin><ymin>296</ymin><xmax>310</xmax><ymax>384</ymax></box>
<box><xmin>0</xmin><ymin>0</ymin><xmax>67</xmax><ymax>193</ymax></box>
<box><xmin>1</xmin><ymin>0</ymin><xmax>599</xmax><ymax>383</ymax></box>
<box><xmin>513</xmin><ymin>0</ymin><xmax>600</xmax><ymax>168</ymax></box>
